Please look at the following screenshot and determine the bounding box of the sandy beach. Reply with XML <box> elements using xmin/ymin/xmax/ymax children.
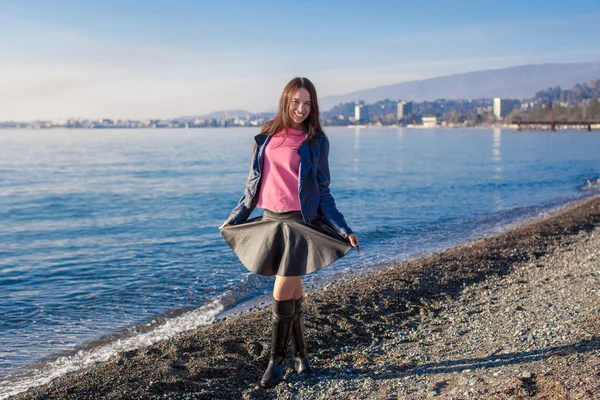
<box><xmin>10</xmin><ymin>195</ymin><xmax>600</xmax><ymax>399</ymax></box>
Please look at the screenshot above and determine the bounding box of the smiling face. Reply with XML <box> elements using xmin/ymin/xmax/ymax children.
<box><xmin>265</xmin><ymin>77</ymin><xmax>323</xmax><ymax>139</ymax></box>
<box><xmin>288</xmin><ymin>88</ymin><xmax>312</xmax><ymax>129</ymax></box>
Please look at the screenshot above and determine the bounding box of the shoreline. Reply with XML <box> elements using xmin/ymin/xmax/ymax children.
<box><xmin>1</xmin><ymin>193</ymin><xmax>592</xmax><ymax>397</ymax></box>
<box><xmin>9</xmin><ymin>195</ymin><xmax>600</xmax><ymax>399</ymax></box>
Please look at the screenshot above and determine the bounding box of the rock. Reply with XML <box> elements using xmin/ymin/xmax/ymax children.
<box><xmin>145</xmin><ymin>347</ymin><xmax>162</xmax><ymax>355</ymax></box>
<box><xmin>170</xmin><ymin>360</ymin><xmax>186</xmax><ymax>369</ymax></box>
<box><xmin>469</xmin><ymin>377</ymin><xmax>481</xmax><ymax>386</ymax></box>
<box><xmin>123</xmin><ymin>350</ymin><xmax>136</xmax><ymax>359</ymax></box>
<box><xmin>521</xmin><ymin>371</ymin><xmax>533</xmax><ymax>379</ymax></box>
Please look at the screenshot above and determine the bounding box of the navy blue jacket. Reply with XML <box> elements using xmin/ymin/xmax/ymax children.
<box><xmin>226</xmin><ymin>132</ymin><xmax>354</xmax><ymax>239</ymax></box>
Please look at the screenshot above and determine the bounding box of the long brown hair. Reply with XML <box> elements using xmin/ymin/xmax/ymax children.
<box><xmin>260</xmin><ymin>77</ymin><xmax>325</xmax><ymax>141</ymax></box>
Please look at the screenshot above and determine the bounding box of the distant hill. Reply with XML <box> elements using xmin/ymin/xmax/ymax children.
<box><xmin>533</xmin><ymin>79</ymin><xmax>600</xmax><ymax>105</ymax></box>
<box><xmin>320</xmin><ymin>62</ymin><xmax>600</xmax><ymax>110</ymax></box>
<box><xmin>180</xmin><ymin>109</ymin><xmax>252</xmax><ymax>120</ymax></box>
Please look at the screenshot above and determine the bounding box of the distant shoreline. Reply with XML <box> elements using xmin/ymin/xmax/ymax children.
<box><xmin>2</xmin><ymin>124</ymin><xmax>599</xmax><ymax>131</ymax></box>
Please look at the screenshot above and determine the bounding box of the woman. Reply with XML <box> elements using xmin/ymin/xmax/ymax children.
<box><xmin>220</xmin><ymin>77</ymin><xmax>360</xmax><ymax>388</ymax></box>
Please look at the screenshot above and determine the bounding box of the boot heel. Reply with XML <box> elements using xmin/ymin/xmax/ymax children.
<box><xmin>260</xmin><ymin>358</ymin><xmax>286</xmax><ymax>388</ymax></box>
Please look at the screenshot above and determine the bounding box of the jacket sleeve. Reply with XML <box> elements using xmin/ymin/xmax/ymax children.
<box><xmin>226</xmin><ymin>194</ymin><xmax>254</xmax><ymax>225</ymax></box>
<box><xmin>225</xmin><ymin>145</ymin><xmax>260</xmax><ymax>225</ymax></box>
<box><xmin>316</xmin><ymin>137</ymin><xmax>354</xmax><ymax>238</ymax></box>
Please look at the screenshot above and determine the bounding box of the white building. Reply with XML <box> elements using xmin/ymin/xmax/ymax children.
<box><xmin>421</xmin><ymin>116</ymin><xmax>437</xmax><ymax>128</ymax></box>
<box><xmin>494</xmin><ymin>97</ymin><xmax>521</xmax><ymax>119</ymax></box>
<box><xmin>354</xmin><ymin>104</ymin><xmax>369</xmax><ymax>122</ymax></box>
<box><xmin>493</xmin><ymin>97</ymin><xmax>503</xmax><ymax>119</ymax></box>
<box><xmin>397</xmin><ymin>101</ymin><xmax>413</xmax><ymax>121</ymax></box>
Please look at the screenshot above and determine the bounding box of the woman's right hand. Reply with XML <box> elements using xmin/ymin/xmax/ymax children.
<box><xmin>219</xmin><ymin>221</ymin><xmax>229</xmax><ymax>229</ymax></box>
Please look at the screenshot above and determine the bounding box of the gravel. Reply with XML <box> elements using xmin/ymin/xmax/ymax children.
<box><xmin>11</xmin><ymin>196</ymin><xmax>600</xmax><ymax>399</ymax></box>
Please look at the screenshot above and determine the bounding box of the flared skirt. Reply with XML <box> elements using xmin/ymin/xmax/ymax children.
<box><xmin>220</xmin><ymin>210</ymin><xmax>352</xmax><ymax>276</ymax></box>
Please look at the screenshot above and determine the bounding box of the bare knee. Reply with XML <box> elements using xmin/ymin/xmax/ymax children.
<box><xmin>273</xmin><ymin>276</ymin><xmax>302</xmax><ymax>301</ymax></box>
<box><xmin>293</xmin><ymin>284</ymin><xmax>303</xmax><ymax>299</ymax></box>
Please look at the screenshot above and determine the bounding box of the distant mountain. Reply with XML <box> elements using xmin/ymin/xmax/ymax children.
<box><xmin>180</xmin><ymin>109</ymin><xmax>252</xmax><ymax>120</ymax></box>
<box><xmin>320</xmin><ymin>62</ymin><xmax>600</xmax><ymax>110</ymax></box>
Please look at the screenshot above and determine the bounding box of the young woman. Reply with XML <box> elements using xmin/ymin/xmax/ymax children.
<box><xmin>220</xmin><ymin>77</ymin><xmax>360</xmax><ymax>388</ymax></box>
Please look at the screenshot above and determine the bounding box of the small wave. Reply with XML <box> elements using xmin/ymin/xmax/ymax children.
<box><xmin>0</xmin><ymin>297</ymin><xmax>226</xmax><ymax>399</ymax></box>
<box><xmin>581</xmin><ymin>177</ymin><xmax>600</xmax><ymax>192</ymax></box>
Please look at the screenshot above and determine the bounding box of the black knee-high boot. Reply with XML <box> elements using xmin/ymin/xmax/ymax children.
<box><xmin>260</xmin><ymin>298</ymin><xmax>295</xmax><ymax>388</ymax></box>
<box><xmin>291</xmin><ymin>297</ymin><xmax>315</xmax><ymax>377</ymax></box>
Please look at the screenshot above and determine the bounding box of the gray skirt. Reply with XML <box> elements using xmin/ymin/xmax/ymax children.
<box><xmin>221</xmin><ymin>210</ymin><xmax>352</xmax><ymax>276</ymax></box>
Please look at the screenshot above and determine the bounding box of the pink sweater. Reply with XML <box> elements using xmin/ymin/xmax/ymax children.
<box><xmin>257</xmin><ymin>129</ymin><xmax>306</xmax><ymax>211</ymax></box>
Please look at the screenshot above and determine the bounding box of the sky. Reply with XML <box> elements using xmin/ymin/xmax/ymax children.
<box><xmin>1</xmin><ymin>0</ymin><xmax>600</xmax><ymax>121</ymax></box>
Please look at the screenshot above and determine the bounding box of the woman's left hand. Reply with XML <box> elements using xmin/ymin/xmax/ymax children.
<box><xmin>348</xmin><ymin>234</ymin><xmax>360</xmax><ymax>253</ymax></box>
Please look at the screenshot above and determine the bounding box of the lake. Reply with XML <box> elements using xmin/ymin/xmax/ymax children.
<box><xmin>1</xmin><ymin>127</ymin><xmax>599</xmax><ymax>396</ymax></box>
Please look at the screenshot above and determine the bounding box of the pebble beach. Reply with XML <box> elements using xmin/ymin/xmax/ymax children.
<box><xmin>10</xmin><ymin>195</ymin><xmax>600</xmax><ymax>399</ymax></box>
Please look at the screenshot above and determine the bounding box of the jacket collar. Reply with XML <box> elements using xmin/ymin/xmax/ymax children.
<box><xmin>254</xmin><ymin>134</ymin><xmax>269</xmax><ymax>146</ymax></box>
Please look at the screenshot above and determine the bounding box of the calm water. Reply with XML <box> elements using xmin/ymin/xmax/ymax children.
<box><xmin>1</xmin><ymin>127</ymin><xmax>599</xmax><ymax>396</ymax></box>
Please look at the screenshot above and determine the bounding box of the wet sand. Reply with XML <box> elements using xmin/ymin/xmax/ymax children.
<box><xmin>11</xmin><ymin>196</ymin><xmax>600</xmax><ymax>399</ymax></box>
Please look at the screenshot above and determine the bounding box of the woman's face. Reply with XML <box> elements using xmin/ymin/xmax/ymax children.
<box><xmin>288</xmin><ymin>88</ymin><xmax>311</xmax><ymax>128</ymax></box>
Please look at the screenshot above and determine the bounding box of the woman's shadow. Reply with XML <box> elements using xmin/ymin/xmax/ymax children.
<box><xmin>318</xmin><ymin>336</ymin><xmax>600</xmax><ymax>380</ymax></box>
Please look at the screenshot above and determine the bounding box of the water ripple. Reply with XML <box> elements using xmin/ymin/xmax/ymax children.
<box><xmin>1</xmin><ymin>127</ymin><xmax>599</xmax><ymax>395</ymax></box>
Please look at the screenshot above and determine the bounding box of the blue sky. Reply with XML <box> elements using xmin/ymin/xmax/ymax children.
<box><xmin>1</xmin><ymin>0</ymin><xmax>599</xmax><ymax>120</ymax></box>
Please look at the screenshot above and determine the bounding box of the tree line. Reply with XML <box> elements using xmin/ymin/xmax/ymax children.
<box><xmin>532</xmin><ymin>79</ymin><xmax>600</xmax><ymax>106</ymax></box>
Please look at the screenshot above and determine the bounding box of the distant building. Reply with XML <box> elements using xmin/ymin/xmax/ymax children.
<box><xmin>397</xmin><ymin>101</ymin><xmax>413</xmax><ymax>122</ymax></box>
<box><xmin>520</xmin><ymin>102</ymin><xmax>533</xmax><ymax>112</ymax></box>
<box><xmin>493</xmin><ymin>98</ymin><xmax>502</xmax><ymax>119</ymax></box>
<box><xmin>354</xmin><ymin>104</ymin><xmax>369</xmax><ymax>123</ymax></box>
<box><xmin>493</xmin><ymin>97</ymin><xmax>521</xmax><ymax>119</ymax></box>
<box><xmin>421</xmin><ymin>116</ymin><xmax>437</xmax><ymax>128</ymax></box>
